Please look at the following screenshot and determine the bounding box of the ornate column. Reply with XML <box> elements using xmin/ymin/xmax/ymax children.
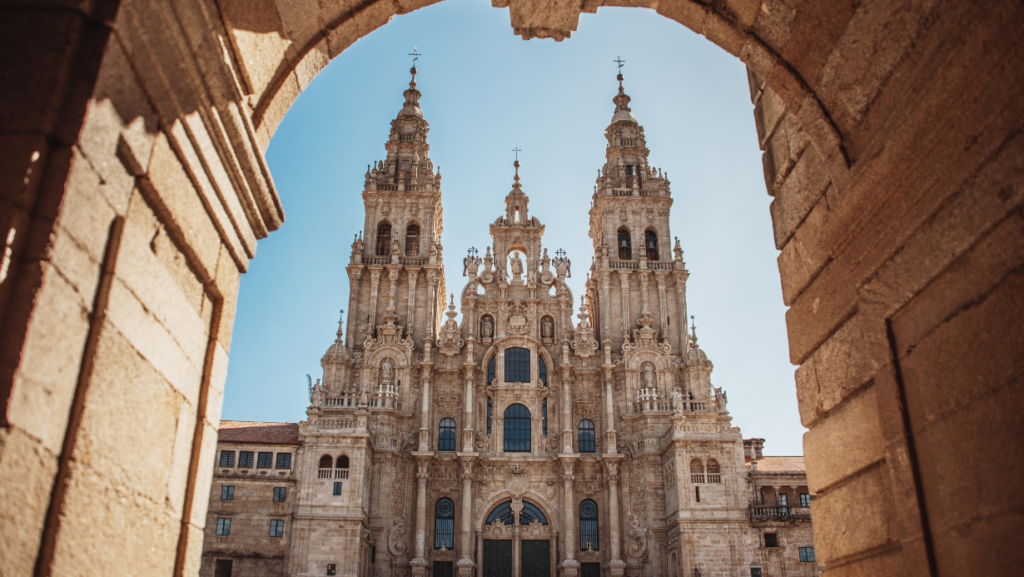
<box><xmin>419</xmin><ymin>366</ymin><xmax>432</xmax><ymax>451</ymax></box>
<box><xmin>603</xmin><ymin>366</ymin><xmax>617</xmax><ymax>454</ymax></box>
<box><xmin>407</xmin><ymin>268</ymin><xmax>420</xmax><ymax>337</ymax></box>
<box><xmin>476</xmin><ymin>531</ymin><xmax>484</xmax><ymax>577</ymax></box>
<box><xmin>457</xmin><ymin>457</ymin><xmax>476</xmax><ymax>576</ymax></box>
<box><xmin>618</xmin><ymin>270</ymin><xmax>631</xmax><ymax>335</ymax></box>
<box><xmin>368</xmin><ymin>267</ymin><xmax>383</xmax><ymax>331</ymax></box>
<box><xmin>463</xmin><ymin>364</ymin><xmax>476</xmax><ymax>452</ymax></box>
<box><xmin>425</xmin><ymin>270</ymin><xmax>438</xmax><ymax>340</ymax></box>
<box><xmin>559</xmin><ymin>457</ymin><xmax>580</xmax><ymax>577</ymax></box>
<box><xmin>598</xmin><ymin>271</ymin><xmax>612</xmax><ymax>343</ymax></box>
<box><xmin>410</xmin><ymin>457</ymin><xmax>431</xmax><ymax>577</ymax></box>
<box><xmin>655</xmin><ymin>274</ymin><xmax>668</xmax><ymax>338</ymax></box>
<box><xmin>511</xmin><ymin>499</ymin><xmax>523</xmax><ymax>577</ymax></box>
<box><xmin>561</xmin><ymin>362</ymin><xmax>574</xmax><ymax>453</ymax></box>
<box><xmin>673</xmin><ymin>272</ymin><xmax>689</xmax><ymax>359</ymax></box>
<box><xmin>346</xmin><ymin>267</ymin><xmax>363</xmax><ymax>346</ymax></box>
<box><xmin>604</xmin><ymin>459</ymin><xmax>626</xmax><ymax>577</ymax></box>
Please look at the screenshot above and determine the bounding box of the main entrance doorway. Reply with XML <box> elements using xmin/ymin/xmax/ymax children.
<box><xmin>521</xmin><ymin>541</ymin><xmax>550</xmax><ymax>577</ymax></box>
<box><xmin>481</xmin><ymin>500</ymin><xmax>553</xmax><ymax>577</ymax></box>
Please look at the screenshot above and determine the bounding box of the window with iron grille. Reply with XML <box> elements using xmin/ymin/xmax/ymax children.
<box><xmin>220</xmin><ymin>485</ymin><xmax>234</xmax><ymax>500</ymax></box>
<box><xmin>520</xmin><ymin>501</ymin><xmax>548</xmax><ymax>525</ymax></box>
<box><xmin>626</xmin><ymin>165</ymin><xmax>634</xmax><ymax>175</ymax></box>
<box><xmin>256</xmin><ymin>452</ymin><xmax>273</xmax><ymax>468</ymax></box>
<box><xmin>750</xmin><ymin>568</ymin><xmax>763</xmax><ymax>577</ymax></box>
<box><xmin>326</xmin><ymin>564</ymin><xmax>337</xmax><ymax>576</ymax></box>
<box><xmin>275</xmin><ymin>453</ymin><xmax>291</xmax><ymax>469</ymax></box>
<box><xmin>219</xmin><ymin>451</ymin><xmax>235</xmax><ymax>467</ymax></box>
<box><xmin>273</xmin><ymin>487</ymin><xmax>286</xmax><ymax>502</ymax></box>
<box><xmin>438</xmin><ymin>418</ymin><xmax>457</xmax><ymax>451</ymax></box>
<box><xmin>800</xmin><ymin>493</ymin><xmax>811</xmax><ymax>507</ymax></box>
<box><xmin>799</xmin><ymin>547</ymin><xmax>815</xmax><ymax>562</ymax></box>
<box><xmin>503</xmin><ymin>404</ymin><xmax>531</xmax><ymax>452</ymax></box>
<box><xmin>485</xmin><ymin>501</ymin><xmax>514</xmax><ymax>526</ymax></box>
<box><xmin>764</xmin><ymin>533</ymin><xmax>779</xmax><ymax>548</ymax></box>
<box><xmin>578</xmin><ymin>420</ymin><xmax>596</xmax><ymax>453</ymax></box>
<box><xmin>434</xmin><ymin>498</ymin><xmax>455</xmax><ymax>549</ymax></box>
<box><xmin>333</xmin><ymin>482</ymin><xmax>342</xmax><ymax>495</ymax></box>
<box><xmin>214</xmin><ymin>559</ymin><xmax>233</xmax><ymax>577</ymax></box>
<box><xmin>542</xmin><ymin>398</ymin><xmax>548</xmax><ymax>437</ymax></box>
<box><xmin>504</xmin><ymin>348</ymin><xmax>530</xmax><ymax>382</ymax></box>
<box><xmin>216</xmin><ymin>518</ymin><xmax>231</xmax><ymax>536</ymax></box>
<box><xmin>238</xmin><ymin>451</ymin><xmax>254</xmax><ymax>468</ymax></box>
<box><xmin>579</xmin><ymin>499</ymin><xmax>599</xmax><ymax>551</ymax></box>
<box><xmin>269</xmin><ymin>519</ymin><xmax>284</xmax><ymax>537</ymax></box>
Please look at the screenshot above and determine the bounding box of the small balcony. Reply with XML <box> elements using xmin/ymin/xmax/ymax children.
<box><xmin>748</xmin><ymin>504</ymin><xmax>811</xmax><ymax>522</ymax></box>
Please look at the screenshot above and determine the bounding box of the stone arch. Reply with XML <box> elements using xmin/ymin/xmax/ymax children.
<box><xmin>404</xmin><ymin>220</ymin><xmax>421</xmax><ymax>256</ymax></box>
<box><xmin>476</xmin><ymin>491</ymin><xmax>559</xmax><ymax>533</ymax></box>
<box><xmin>8</xmin><ymin>2</ymin><xmax>1023</xmax><ymax>576</ymax></box>
<box><xmin>375</xmin><ymin>219</ymin><xmax>393</xmax><ymax>256</ymax></box>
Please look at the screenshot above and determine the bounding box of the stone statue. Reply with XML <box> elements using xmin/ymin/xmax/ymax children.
<box><xmin>480</xmin><ymin>316</ymin><xmax>493</xmax><ymax>338</ymax></box>
<box><xmin>541</xmin><ymin>317</ymin><xmax>554</xmax><ymax>339</ymax></box>
<box><xmin>311</xmin><ymin>378</ymin><xmax>324</xmax><ymax>407</ymax></box>
<box><xmin>715</xmin><ymin>387</ymin><xmax>728</xmax><ymax>411</ymax></box>
<box><xmin>643</xmin><ymin>364</ymin><xmax>656</xmax><ymax>388</ymax></box>
<box><xmin>671</xmin><ymin>388</ymin><xmax>683</xmax><ymax>411</ymax></box>
<box><xmin>510</xmin><ymin>251</ymin><xmax>524</xmax><ymax>277</ymax></box>
<box><xmin>381</xmin><ymin>359</ymin><xmax>393</xmax><ymax>384</ymax></box>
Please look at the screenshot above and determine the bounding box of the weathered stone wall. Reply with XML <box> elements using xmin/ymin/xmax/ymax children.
<box><xmin>2</xmin><ymin>0</ymin><xmax>1022</xmax><ymax>575</ymax></box>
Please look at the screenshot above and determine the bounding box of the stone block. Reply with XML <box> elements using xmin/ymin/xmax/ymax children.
<box><xmin>769</xmin><ymin>144</ymin><xmax>830</xmax><ymax>248</ymax></box>
<box><xmin>753</xmin><ymin>84</ymin><xmax>788</xmax><ymax>150</ymax></box>
<box><xmin>785</xmin><ymin>255</ymin><xmax>858</xmax><ymax>364</ymax></box>
<box><xmin>205</xmin><ymin>343</ymin><xmax>229</xmax><ymax>425</ymax></box>
<box><xmin>703</xmin><ymin>12</ymin><xmax>746</xmax><ymax>57</ymax></box>
<box><xmin>166</xmin><ymin>398</ymin><xmax>198</xmax><ymax>518</ymax></box>
<box><xmin>803</xmin><ymin>383</ymin><xmax>883</xmax><ymax>493</ymax></box>
<box><xmin>823</xmin><ymin>537</ymin><xmax>930</xmax><ymax>577</ymax></box>
<box><xmin>777</xmin><ymin>194</ymin><xmax>830</xmax><ymax>306</ymax></box>
<box><xmin>0</xmin><ymin>10</ymin><xmax>81</xmax><ymax>134</ymax></box>
<box><xmin>215</xmin><ymin>244</ymin><xmax>242</xmax><ymax>349</ymax></box>
<box><xmin>188</xmin><ymin>420</ymin><xmax>220</xmax><ymax>528</ymax></box>
<box><xmin>293</xmin><ymin>39</ymin><xmax>331</xmax><ymax>92</ymax></box>
<box><xmin>899</xmin><ymin>269</ymin><xmax>1024</xmax><ymax>429</ymax></box>
<box><xmin>0</xmin><ymin>132</ymin><xmax>49</xmax><ymax>211</ymax></box>
<box><xmin>218</xmin><ymin>0</ymin><xmax>290</xmax><ymax>101</ymax></box>
<box><xmin>655</xmin><ymin>1</ymin><xmax>707</xmax><ymax>37</ymax></box>
<box><xmin>722</xmin><ymin>0</ymin><xmax>761</xmax><ymax>29</ymax></box>
<box><xmin>750</xmin><ymin>0</ymin><xmax>796</xmax><ymax>54</ymax></box>
<box><xmin>7</xmin><ymin>264</ymin><xmax>90</xmax><ymax>452</ymax></box>
<box><xmin>811</xmin><ymin>464</ymin><xmax>893</xmax><ymax>563</ymax></box>
<box><xmin>0</xmin><ymin>425</ymin><xmax>59</xmax><ymax>577</ymax></box>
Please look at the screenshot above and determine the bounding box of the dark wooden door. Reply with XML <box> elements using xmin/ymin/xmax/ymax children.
<box><xmin>483</xmin><ymin>540</ymin><xmax>512</xmax><ymax>577</ymax></box>
<box><xmin>433</xmin><ymin>561</ymin><xmax>454</xmax><ymax>577</ymax></box>
<box><xmin>581</xmin><ymin>562</ymin><xmax>601</xmax><ymax>577</ymax></box>
<box><xmin>521</xmin><ymin>540</ymin><xmax>550</xmax><ymax>577</ymax></box>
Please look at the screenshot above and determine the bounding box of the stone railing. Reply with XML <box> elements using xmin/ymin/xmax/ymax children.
<box><xmin>313</xmin><ymin>418</ymin><xmax>357</xmax><ymax>429</ymax></box>
<box><xmin>365</xmin><ymin>256</ymin><xmax>390</xmax><ymax>265</ymax></box>
<box><xmin>749</xmin><ymin>505</ymin><xmax>811</xmax><ymax>521</ymax></box>
<box><xmin>401</xmin><ymin>257</ymin><xmax>427</xmax><ymax>266</ymax></box>
<box><xmin>610</xmin><ymin>260</ymin><xmax>639</xmax><ymax>270</ymax></box>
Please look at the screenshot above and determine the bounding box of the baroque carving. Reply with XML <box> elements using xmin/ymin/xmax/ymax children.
<box><xmin>436</xmin><ymin>295</ymin><xmax>465</xmax><ymax>357</ymax></box>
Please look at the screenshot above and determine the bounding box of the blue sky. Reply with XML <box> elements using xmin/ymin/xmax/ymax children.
<box><xmin>223</xmin><ymin>0</ymin><xmax>806</xmax><ymax>456</ymax></box>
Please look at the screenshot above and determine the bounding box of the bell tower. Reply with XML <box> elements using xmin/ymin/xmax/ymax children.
<box><xmin>586</xmin><ymin>72</ymin><xmax>691</xmax><ymax>357</ymax></box>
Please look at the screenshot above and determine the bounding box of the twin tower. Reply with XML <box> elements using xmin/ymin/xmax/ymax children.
<box><xmin>293</xmin><ymin>66</ymin><xmax>772</xmax><ymax>577</ymax></box>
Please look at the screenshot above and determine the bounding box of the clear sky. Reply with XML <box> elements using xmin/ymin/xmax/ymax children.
<box><xmin>222</xmin><ymin>0</ymin><xmax>807</xmax><ymax>456</ymax></box>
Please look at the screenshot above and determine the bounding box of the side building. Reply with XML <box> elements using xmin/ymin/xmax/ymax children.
<box><xmin>201</xmin><ymin>68</ymin><xmax>821</xmax><ymax>577</ymax></box>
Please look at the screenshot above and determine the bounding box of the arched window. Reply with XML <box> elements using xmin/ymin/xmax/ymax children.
<box><xmin>503</xmin><ymin>404</ymin><xmax>531</xmax><ymax>452</ymax></box>
<box><xmin>539</xmin><ymin>356</ymin><xmax>547</xmax><ymax>386</ymax></box>
<box><xmin>487</xmin><ymin>356</ymin><xmax>495</xmax><ymax>385</ymax></box>
<box><xmin>434</xmin><ymin>498</ymin><xmax>455</xmax><ymax>549</ymax></box>
<box><xmin>618</xmin><ymin>228</ymin><xmax>632</xmax><ymax>260</ymax></box>
<box><xmin>504</xmin><ymin>348</ymin><xmax>530</xmax><ymax>383</ymax></box>
<box><xmin>520</xmin><ymin>501</ymin><xmax>549</xmax><ymax>525</ymax></box>
<box><xmin>578</xmin><ymin>419</ymin><xmax>596</xmax><ymax>453</ymax></box>
<box><xmin>707</xmin><ymin>459</ymin><xmax>721</xmax><ymax>483</ymax></box>
<box><xmin>579</xmin><ymin>499</ymin><xmax>599</xmax><ymax>551</ymax></box>
<box><xmin>318</xmin><ymin>455</ymin><xmax>332</xmax><ymax>469</ymax></box>
<box><xmin>645</xmin><ymin>230</ymin><xmax>659</xmax><ymax>261</ymax></box>
<box><xmin>405</xmin><ymin>224</ymin><xmax>420</xmax><ymax>256</ymax></box>
<box><xmin>337</xmin><ymin>455</ymin><xmax>350</xmax><ymax>469</ymax></box>
<box><xmin>690</xmin><ymin>458</ymin><xmax>704</xmax><ymax>484</ymax></box>
<box><xmin>376</xmin><ymin>222</ymin><xmax>392</xmax><ymax>256</ymax></box>
<box><xmin>438</xmin><ymin>418</ymin><xmax>456</xmax><ymax>452</ymax></box>
<box><xmin>486</xmin><ymin>501</ymin><xmax>514</xmax><ymax>525</ymax></box>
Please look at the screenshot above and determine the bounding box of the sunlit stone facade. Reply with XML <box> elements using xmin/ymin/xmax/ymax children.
<box><xmin>201</xmin><ymin>69</ymin><xmax>818</xmax><ymax>577</ymax></box>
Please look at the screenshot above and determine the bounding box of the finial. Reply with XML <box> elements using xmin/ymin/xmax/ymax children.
<box><xmin>690</xmin><ymin>315</ymin><xmax>698</xmax><ymax>343</ymax></box>
<box><xmin>512</xmin><ymin>149</ymin><xmax>522</xmax><ymax>184</ymax></box>
<box><xmin>409</xmin><ymin>46</ymin><xmax>421</xmax><ymax>71</ymax></box>
<box><xmin>450</xmin><ymin>293</ymin><xmax>455</xmax><ymax>307</ymax></box>
<box><xmin>614</xmin><ymin>54</ymin><xmax>625</xmax><ymax>86</ymax></box>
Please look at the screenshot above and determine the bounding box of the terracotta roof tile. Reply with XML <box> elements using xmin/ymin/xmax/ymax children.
<box><xmin>218</xmin><ymin>421</ymin><xmax>300</xmax><ymax>445</ymax></box>
<box><xmin>748</xmin><ymin>456</ymin><xmax>805</xmax><ymax>473</ymax></box>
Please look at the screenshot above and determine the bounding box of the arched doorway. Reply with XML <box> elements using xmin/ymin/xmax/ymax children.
<box><xmin>482</xmin><ymin>499</ymin><xmax>553</xmax><ymax>577</ymax></box>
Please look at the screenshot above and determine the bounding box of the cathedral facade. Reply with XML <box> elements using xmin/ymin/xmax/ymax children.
<box><xmin>200</xmin><ymin>69</ymin><xmax>818</xmax><ymax>577</ymax></box>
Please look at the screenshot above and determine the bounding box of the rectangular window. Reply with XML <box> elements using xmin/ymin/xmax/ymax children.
<box><xmin>542</xmin><ymin>398</ymin><xmax>548</xmax><ymax>437</ymax></box>
<box><xmin>800</xmin><ymin>493</ymin><xmax>811</xmax><ymax>507</ymax></box>
<box><xmin>333</xmin><ymin>482</ymin><xmax>342</xmax><ymax>496</ymax></box>
<box><xmin>273</xmin><ymin>487</ymin><xmax>287</xmax><ymax>502</ymax></box>
<box><xmin>216</xmin><ymin>518</ymin><xmax>231</xmax><ymax>536</ymax></box>
<box><xmin>327</xmin><ymin>564</ymin><xmax>337</xmax><ymax>576</ymax></box>
<box><xmin>275</xmin><ymin>453</ymin><xmax>292</xmax><ymax>469</ymax></box>
<box><xmin>625</xmin><ymin>165</ymin><xmax>634</xmax><ymax>175</ymax></box>
<box><xmin>219</xmin><ymin>451</ymin><xmax>235</xmax><ymax>468</ymax></box>
<box><xmin>238</xmin><ymin>451</ymin><xmax>254</xmax><ymax>468</ymax></box>
<box><xmin>799</xmin><ymin>547</ymin><xmax>815</xmax><ymax>562</ymax></box>
<box><xmin>750</xmin><ymin>568</ymin><xmax>763</xmax><ymax>577</ymax></box>
<box><xmin>764</xmin><ymin>533</ymin><xmax>779</xmax><ymax>548</ymax></box>
<box><xmin>503</xmin><ymin>347</ymin><xmax>531</xmax><ymax>383</ymax></box>
<box><xmin>370</xmin><ymin>545</ymin><xmax>376</xmax><ymax>564</ymax></box>
<box><xmin>221</xmin><ymin>485</ymin><xmax>234</xmax><ymax>500</ymax></box>
<box><xmin>695</xmin><ymin>487</ymin><xmax>700</xmax><ymax>503</ymax></box>
<box><xmin>214</xmin><ymin>559</ymin><xmax>233</xmax><ymax>577</ymax></box>
<box><xmin>778</xmin><ymin>493</ymin><xmax>788</xmax><ymax>506</ymax></box>
<box><xmin>256</xmin><ymin>452</ymin><xmax>273</xmax><ymax>468</ymax></box>
<box><xmin>269</xmin><ymin>519</ymin><xmax>284</xmax><ymax>537</ymax></box>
